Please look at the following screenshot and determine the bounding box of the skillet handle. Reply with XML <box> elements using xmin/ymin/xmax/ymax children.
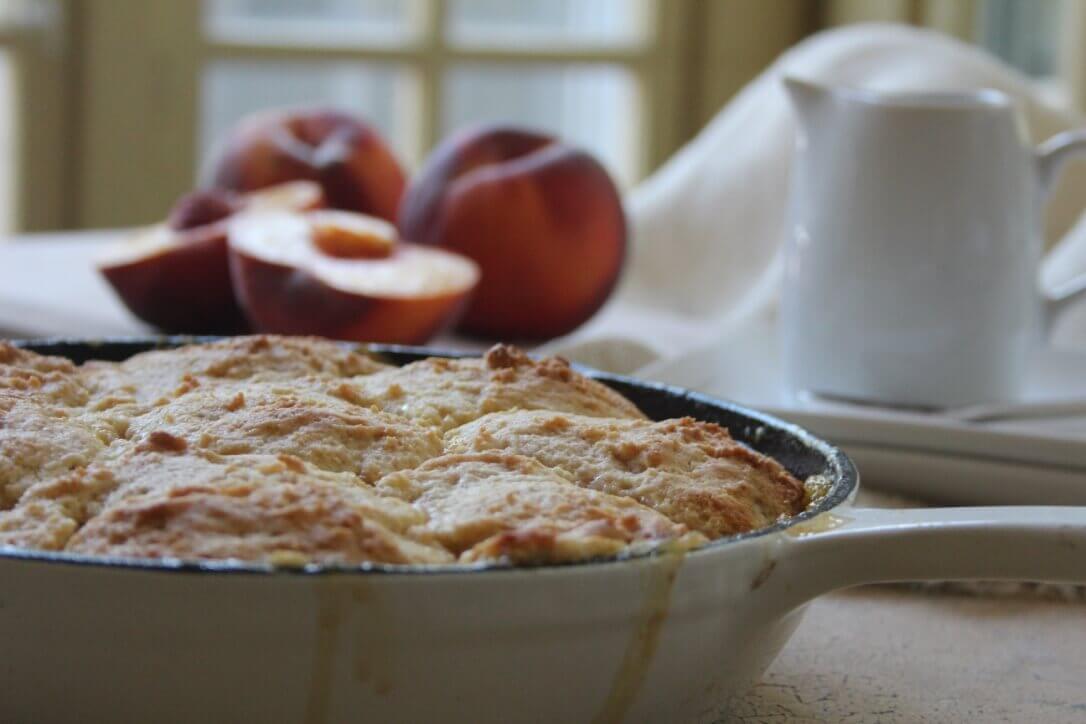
<box><xmin>763</xmin><ymin>506</ymin><xmax>1086</xmax><ymax>610</ymax></box>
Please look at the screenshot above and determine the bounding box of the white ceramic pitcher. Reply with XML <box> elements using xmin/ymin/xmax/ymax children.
<box><xmin>781</xmin><ymin>76</ymin><xmax>1086</xmax><ymax>408</ymax></box>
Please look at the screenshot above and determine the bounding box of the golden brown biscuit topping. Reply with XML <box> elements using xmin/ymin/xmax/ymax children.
<box><xmin>0</xmin><ymin>337</ymin><xmax>805</xmax><ymax>566</ymax></box>
<box><xmin>444</xmin><ymin>410</ymin><xmax>806</xmax><ymax>538</ymax></box>
<box><xmin>376</xmin><ymin>452</ymin><xmax>704</xmax><ymax>563</ymax></box>
<box><xmin>340</xmin><ymin>343</ymin><xmax>646</xmax><ymax>432</ymax></box>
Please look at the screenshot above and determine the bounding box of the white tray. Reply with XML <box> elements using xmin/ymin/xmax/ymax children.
<box><xmin>643</xmin><ymin>315</ymin><xmax>1086</xmax><ymax>505</ymax></box>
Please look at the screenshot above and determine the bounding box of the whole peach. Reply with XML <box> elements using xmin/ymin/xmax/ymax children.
<box><xmin>398</xmin><ymin>125</ymin><xmax>626</xmax><ymax>340</ymax></box>
<box><xmin>210</xmin><ymin>108</ymin><xmax>406</xmax><ymax>222</ymax></box>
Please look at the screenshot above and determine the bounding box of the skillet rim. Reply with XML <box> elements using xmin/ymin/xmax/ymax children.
<box><xmin>0</xmin><ymin>336</ymin><xmax>858</xmax><ymax>577</ymax></box>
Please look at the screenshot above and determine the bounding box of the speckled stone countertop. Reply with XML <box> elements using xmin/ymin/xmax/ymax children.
<box><xmin>727</xmin><ymin>587</ymin><xmax>1086</xmax><ymax>722</ymax></box>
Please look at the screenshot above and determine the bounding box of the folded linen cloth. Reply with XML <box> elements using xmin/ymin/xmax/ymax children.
<box><xmin>545</xmin><ymin>22</ymin><xmax>1086</xmax><ymax>371</ymax></box>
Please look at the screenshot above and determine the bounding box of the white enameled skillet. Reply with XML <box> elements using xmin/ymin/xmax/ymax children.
<box><xmin>2</xmin><ymin>339</ymin><xmax>1083</xmax><ymax>724</ymax></box>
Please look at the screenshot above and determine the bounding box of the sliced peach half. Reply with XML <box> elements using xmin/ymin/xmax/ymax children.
<box><xmin>97</xmin><ymin>181</ymin><xmax>324</xmax><ymax>334</ymax></box>
<box><xmin>228</xmin><ymin>209</ymin><xmax>479</xmax><ymax>344</ymax></box>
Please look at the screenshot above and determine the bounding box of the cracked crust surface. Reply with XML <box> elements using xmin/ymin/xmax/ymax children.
<box><xmin>444</xmin><ymin>410</ymin><xmax>806</xmax><ymax>538</ymax></box>
<box><xmin>83</xmin><ymin>335</ymin><xmax>388</xmax><ymax>406</ymax></box>
<box><xmin>65</xmin><ymin>452</ymin><xmax>451</xmax><ymax>565</ymax></box>
<box><xmin>125</xmin><ymin>382</ymin><xmax>442</xmax><ymax>483</ymax></box>
<box><xmin>0</xmin><ymin>394</ymin><xmax>107</xmax><ymax>509</ymax></box>
<box><xmin>375</xmin><ymin>453</ymin><xmax>703</xmax><ymax>563</ymax></box>
<box><xmin>0</xmin><ymin>338</ymin><xmax>804</xmax><ymax>565</ymax></box>
<box><xmin>340</xmin><ymin>344</ymin><xmax>646</xmax><ymax>432</ymax></box>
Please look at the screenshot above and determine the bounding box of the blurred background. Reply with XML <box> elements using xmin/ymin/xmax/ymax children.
<box><xmin>0</xmin><ymin>0</ymin><xmax>1073</xmax><ymax>234</ymax></box>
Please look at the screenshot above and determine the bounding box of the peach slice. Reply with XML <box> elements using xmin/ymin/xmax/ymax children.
<box><xmin>228</xmin><ymin>210</ymin><xmax>479</xmax><ymax>344</ymax></box>
<box><xmin>97</xmin><ymin>181</ymin><xmax>323</xmax><ymax>334</ymax></box>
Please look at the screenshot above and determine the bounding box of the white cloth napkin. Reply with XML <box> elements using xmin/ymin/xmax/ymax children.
<box><xmin>545</xmin><ymin>23</ymin><xmax>1086</xmax><ymax>373</ymax></box>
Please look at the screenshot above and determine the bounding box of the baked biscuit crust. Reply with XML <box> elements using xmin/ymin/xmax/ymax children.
<box><xmin>66</xmin><ymin>453</ymin><xmax>452</xmax><ymax>565</ymax></box>
<box><xmin>376</xmin><ymin>452</ymin><xmax>703</xmax><ymax>563</ymax></box>
<box><xmin>0</xmin><ymin>342</ymin><xmax>91</xmax><ymax>407</ymax></box>
<box><xmin>0</xmin><ymin>338</ymin><xmax>805</xmax><ymax>565</ymax></box>
<box><xmin>444</xmin><ymin>410</ymin><xmax>806</xmax><ymax>538</ymax></box>
<box><xmin>0</xmin><ymin>395</ymin><xmax>106</xmax><ymax>509</ymax></box>
<box><xmin>342</xmin><ymin>343</ymin><xmax>646</xmax><ymax>432</ymax></box>
<box><xmin>83</xmin><ymin>335</ymin><xmax>388</xmax><ymax>406</ymax></box>
<box><xmin>126</xmin><ymin>382</ymin><xmax>442</xmax><ymax>482</ymax></box>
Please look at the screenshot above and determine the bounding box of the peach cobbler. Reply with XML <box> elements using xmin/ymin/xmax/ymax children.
<box><xmin>0</xmin><ymin>337</ymin><xmax>804</xmax><ymax>566</ymax></box>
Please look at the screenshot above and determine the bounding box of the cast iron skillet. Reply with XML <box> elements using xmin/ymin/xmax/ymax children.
<box><xmin>2</xmin><ymin>337</ymin><xmax>1081</xmax><ymax>724</ymax></box>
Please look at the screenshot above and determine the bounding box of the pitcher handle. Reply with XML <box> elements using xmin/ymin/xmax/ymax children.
<box><xmin>1037</xmin><ymin>130</ymin><xmax>1086</xmax><ymax>328</ymax></box>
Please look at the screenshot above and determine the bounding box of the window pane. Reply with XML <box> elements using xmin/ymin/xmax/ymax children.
<box><xmin>0</xmin><ymin>49</ymin><xmax>14</xmax><ymax>233</ymax></box>
<box><xmin>200</xmin><ymin>61</ymin><xmax>419</xmax><ymax>171</ymax></box>
<box><xmin>442</xmin><ymin>64</ymin><xmax>640</xmax><ymax>187</ymax></box>
<box><xmin>446</xmin><ymin>0</ymin><xmax>649</xmax><ymax>48</ymax></box>
<box><xmin>976</xmin><ymin>0</ymin><xmax>1061</xmax><ymax>77</ymax></box>
<box><xmin>204</xmin><ymin>0</ymin><xmax>422</xmax><ymax>46</ymax></box>
<box><xmin>0</xmin><ymin>0</ymin><xmax>56</xmax><ymax>28</ymax></box>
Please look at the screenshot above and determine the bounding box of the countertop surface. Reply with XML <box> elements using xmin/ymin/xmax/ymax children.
<box><xmin>3</xmin><ymin>233</ymin><xmax>1085</xmax><ymax>722</ymax></box>
<box><xmin>734</xmin><ymin>587</ymin><xmax>1086</xmax><ymax>723</ymax></box>
<box><xmin>0</xmin><ymin>231</ymin><xmax>154</xmax><ymax>338</ymax></box>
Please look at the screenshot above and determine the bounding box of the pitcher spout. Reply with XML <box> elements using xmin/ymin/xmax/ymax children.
<box><xmin>781</xmin><ymin>75</ymin><xmax>830</xmax><ymax>131</ymax></box>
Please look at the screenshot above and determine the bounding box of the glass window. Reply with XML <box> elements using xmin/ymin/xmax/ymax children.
<box><xmin>446</xmin><ymin>0</ymin><xmax>649</xmax><ymax>48</ymax></box>
<box><xmin>0</xmin><ymin>49</ymin><xmax>14</xmax><ymax>232</ymax></box>
<box><xmin>200</xmin><ymin>61</ymin><xmax>420</xmax><ymax>169</ymax></box>
<box><xmin>442</xmin><ymin>64</ymin><xmax>640</xmax><ymax>186</ymax></box>
<box><xmin>204</xmin><ymin>0</ymin><xmax>423</xmax><ymax>47</ymax></box>
<box><xmin>976</xmin><ymin>0</ymin><xmax>1062</xmax><ymax>78</ymax></box>
<box><xmin>198</xmin><ymin>0</ymin><xmax>655</xmax><ymax>191</ymax></box>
